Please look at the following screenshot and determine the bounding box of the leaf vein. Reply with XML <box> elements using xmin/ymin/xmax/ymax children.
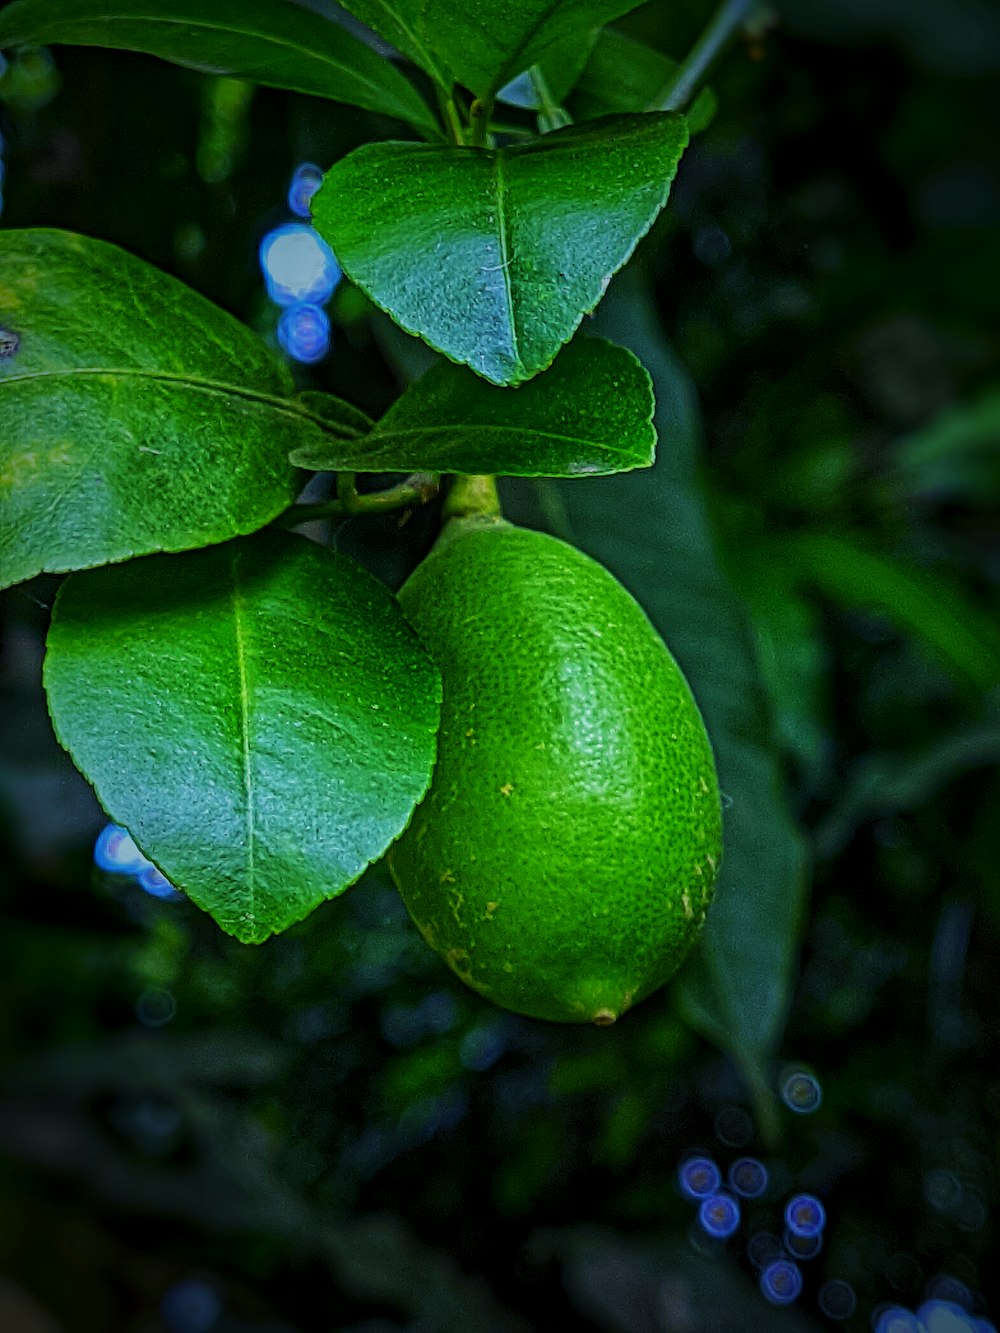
<box><xmin>231</xmin><ymin>549</ymin><xmax>256</xmax><ymax>932</ymax></box>
<box><xmin>0</xmin><ymin>367</ymin><xmax>364</xmax><ymax>439</ymax></box>
<box><xmin>491</xmin><ymin>152</ymin><xmax>519</xmax><ymax>371</ymax></box>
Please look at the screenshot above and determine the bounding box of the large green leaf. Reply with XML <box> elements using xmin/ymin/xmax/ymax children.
<box><xmin>0</xmin><ymin>0</ymin><xmax>438</xmax><ymax>134</ymax></box>
<box><xmin>0</xmin><ymin>229</ymin><xmax>364</xmax><ymax>590</ymax></box>
<box><xmin>44</xmin><ymin>532</ymin><xmax>442</xmax><ymax>944</ymax></box>
<box><xmin>290</xmin><ymin>337</ymin><xmax>655</xmax><ymax>478</ymax></box>
<box><xmin>339</xmin><ymin>0</ymin><xmax>643</xmax><ymax>100</ymax></box>
<box><xmin>504</xmin><ymin>273</ymin><xmax>808</xmax><ymax>1136</ymax></box>
<box><xmin>314</xmin><ymin>113</ymin><xmax>689</xmax><ymax>386</ymax></box>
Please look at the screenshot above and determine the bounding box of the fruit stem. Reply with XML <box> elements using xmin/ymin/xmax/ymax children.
<box><xmin>443</xmin><ymin>474</ymin><xmax>502</xmax><ymax>522</ymax></box>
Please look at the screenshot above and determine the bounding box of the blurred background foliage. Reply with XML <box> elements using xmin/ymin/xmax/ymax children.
<box><xmin>1</xmin><ymin>0</ymin><xmax>999</xmax><ymax>1329</ymax></box>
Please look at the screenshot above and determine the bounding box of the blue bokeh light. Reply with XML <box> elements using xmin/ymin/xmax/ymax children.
<box><xmin>785</xmin><ymin>1192</ymin><xmax>826</xmax><ymax>1237</ymax></box>
<box><xmin>94</xmin><ymin>822</ymin><xmax>148</xmax><ymax>874</ymax></box>
<box><xmin>917</xmin><ymin>1301</ymin><xmax>986</xmax><ymax>1333</ymax></box>
<box><xmin>288</xmin><ymin>161</ymin><xmax>324</xmax><ymax>218</ymax></box>
<box><xmin>697</xmin><ymin>1192</ymin><xmax>741</xmax><ymax>1239</ymax></box>
<box><xmin>874</xmin><ymin>1308</ymin><xmax>928</xmax><ymax>1333</ymax></box>
<box><xmin>136</xmin><ymin>987</ymin><xmax>177</xmax><ymax>1028</ymax></box>
<box><xmin>818</xmin><ymin>1279</ymin><xmax>857</xmax><ymax>1321</ymax></box>
<box><xmin>925</xmin><ymin>1278</ymin><xmax>974</xmax><ymax>1311</ymax></box>
<box><xmin>137</xmin><ymin>864</ymin><xmax>184</xmax><ymax>901</ymax></box>
<box><xmin>459</xmin><ymin>1022</ymin><xmax>508</xmax><ymax>1072</ymax></box>
<box><xmin>678</xmin><ymin>1155</ymin><xmax>721</xmax><ymax>1200</ymax></box>
<box><xmin>728</xmin><ymin>1156</ymin><xmax>768</xmax><ymax>1198</ymax></box>
<box><xmin>780</xmin><ymin>1068</ymin><xmax>822</xmax><ymax>1113</ymax></box>
<box><xmin>277</xmin><ymin>302</ymin><xmax>331</xmax><ymax>364</ymax></box>
<box><xmin>94</xmin><ymin>821</ymin><xmax>182</xmax><ymax>900</ymax></box>
<box><xmin>783</xmin><ymin>1227</ymin><xmax>823</xmax><ymax>1259</ymax></box>
<box><xmin>761</xmin><ymin>1259</ymin><xmax>803</xmax><ymax>1305</ymax></box>
<box><xmin>746</xmin><ymin>1230</ymin><xmax>783</xmax><ymax>1271</ymax></box>
<box><xmin>161</xmin><ymin>1276</ymin><xmax>223</xmax><ymax>1333</ymax></box>
<box><xmin>259</xmin><ymin>222</ymin><xmax>340</xmax><ymax>306</ymax></box>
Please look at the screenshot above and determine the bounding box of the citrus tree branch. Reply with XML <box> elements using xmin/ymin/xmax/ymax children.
<box><xmin>651</xmin><ymin>0</ymin><xmax>756</xmax><ymax>113</ymax></box>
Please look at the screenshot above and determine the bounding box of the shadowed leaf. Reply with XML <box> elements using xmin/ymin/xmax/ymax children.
<box><xmin>0</xmin><ymin>0</ymin><xmax>438</xmax><ymax>132</ymax></box>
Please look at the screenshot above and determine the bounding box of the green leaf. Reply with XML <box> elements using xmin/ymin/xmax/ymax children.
<box><xmin>43</xmin><ymin>532</ymin><xmax>442</xmax><ymax>944</ymax></box>
<box><xmin>712</xmin><ymin>499</ymin><xmax>831</xmax><ymax>791</ymax></box>
<box><xmin>570</xmin><ymin>29</ymin><xmax>716</xmax><ymax>132</ymax></box>
<box><xmin>788</xmin><ymin>532</ymin><xmax>1000</xmax><ymax>693</ymax></box>
<box><xmin>290</xmin><ymin>337</ymin><xmax>656</xmax><ymax>478</ymax></box>
<box><xmin>339</xmin><ymin>0</ymin><xmax>643</xmax><ymax>100</ymax></box>
<box><xmin>314</xmin><ymin>113</ymin><xmax>689</xmax><ymax>386</ymax></box>
<box><xmin>734</xmin><ymin>564</ymin><xmax>830</xmax><ymax>789</ymax></box>
<box><xmin>0</xmin><ymin>0</ymin><xmax>439</xmax><ymax>133</ymax></box>
<box><xmin>504</xmin><ymin>272</ymin><xmax>808</xmax><ymax>1137</ymax></box>
<box><xmin>0</xmin><ymin>229</ymin><xmax>365</xmax><ymax>590</ymax></box>
<box><xmin>894</xmin><ymin>386</ymin><xmax>1000</xmax><ymax>503</ymax></box>
<box><xmin>814</xmin><ymin>696</ymin><xmax>1000</xmax><ymax>860</ymax></box>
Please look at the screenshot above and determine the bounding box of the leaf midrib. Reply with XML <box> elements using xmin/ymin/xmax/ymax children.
<box><xmin>231</xmin><ymin>548</ymin><xmax>257</xmax><ymax>934</ymax></box>
<box><xmin>364</xmin><ymin>421</ymin><xmax>647</xmax><ymax>453</ymax></box>
<box><xmin>491</xmin><ymin>152</ymin><xmax>520</xmax><ymax>371</ymax></box>
<box><xmin>0</xmin><ymin>366</ymin><xmax>365</xmax><ymax>439</ymax></box>
<box><xmin>347</xmin><ymin>0</ymin><xmax>449</xmax><ymax>89</ymax></box>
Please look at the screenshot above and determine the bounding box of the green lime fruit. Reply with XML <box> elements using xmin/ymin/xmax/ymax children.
<box><xmin>389</xmin><ymin>517</ymin><xmax>722</xmax><ymax>1025</ymax></box>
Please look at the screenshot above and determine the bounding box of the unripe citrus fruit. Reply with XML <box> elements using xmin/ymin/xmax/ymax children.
<box><xmin>389</xmin><ymin>517</ymin><xmax>722</xmax><ymax>1024</ymax></box>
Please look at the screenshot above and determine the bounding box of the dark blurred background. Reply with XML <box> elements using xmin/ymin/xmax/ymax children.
<box><xmin>1</xmin><ymin>1</ymin><xmax>999</xmax><ymax>1330</ymax></box>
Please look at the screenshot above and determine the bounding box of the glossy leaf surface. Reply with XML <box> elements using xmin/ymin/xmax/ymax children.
<box><xmin>0</xmin><ymin>0</ymin><xmax>438</xmax><ymax>132</ymax></box>
<box><xmin>314</xmin><ymin>113</ymin><xmax>689</xmax><ymax>385</ymax></box>
<box><xmin>291</xmin><ymin>338</ymin><xmax>655</xmax><ymax>477</ymax></box>
<box><xmin>339</xmin><ymin>0</ymin><xmax>642</xmax><ymax>99</ymax></box>
<box><xmin>44</xmin><ymin>533</ymin><xmax>442</xmax><ymax>943</ymax></box>
<box><xmin>0</xmin><ymin>229</ymin><xmax>364</xmax><ymax>590</ymax></box>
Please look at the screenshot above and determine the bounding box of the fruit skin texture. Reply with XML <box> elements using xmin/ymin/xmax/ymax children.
<box><xmin>389</xmin><ymin>517</ymin><xmax>722</xmax><ymax>1025</ymax></box>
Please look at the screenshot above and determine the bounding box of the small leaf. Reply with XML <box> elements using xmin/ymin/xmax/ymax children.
<box><xmin>290</xmin><ymin>338</ymin><xmax>656</xmax><ymax>478</ymax></box>
<box><xmin>339</xmin><ymin>0</ymin><xmax>644</xmax><ymax>100</ymax></box>
<box><xmin>44</xmin><ymin>532</ymin><xmax>443</xmax><ymax>943</ymax></box>
<box><xmin>0</xmin><ymin>229</ymin><xmax>364</xmax><ymax>590</ymax></box>
<box><xmin>570</xmin><ymin>28</ymin><xmax>716</xmax><ymax>132</ymax></box>
<box><xmin>314</xmin><ymin>113</ymin><xmax>689</xmax><ymax>386</ymax></box>
<box><xmin>0</xmin><ymin>0</ymin><xmax>438</xmax><ymax>133</ymax></box>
